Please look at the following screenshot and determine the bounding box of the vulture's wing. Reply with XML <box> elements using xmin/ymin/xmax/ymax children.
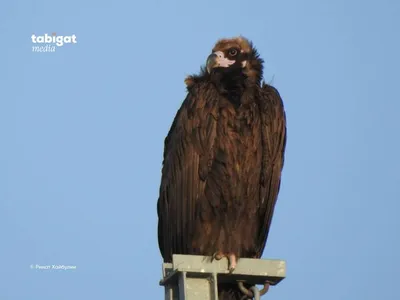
<box><xmin>157</xmin><ymin>83</ymin><xmax>219</xmax><ymax>262</ymax></box>
<box><xmin>255</xmin><ymin>83</ymin><xmax>287</xmax><ymax>257</ymax></box>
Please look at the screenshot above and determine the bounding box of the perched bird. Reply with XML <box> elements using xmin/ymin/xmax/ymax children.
<box><xmin>157</xmin><ymin>36</ymin><xmax>287</xmax><ymax>299</ymax></box>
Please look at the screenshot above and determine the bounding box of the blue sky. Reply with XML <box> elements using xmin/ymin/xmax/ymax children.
<box><xmin>1</xmin><ymin>0</ymin><xmax>399</xmax><ymax>299</ymax></box>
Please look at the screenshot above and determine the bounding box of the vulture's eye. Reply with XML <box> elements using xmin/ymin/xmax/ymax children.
<box><xmin>228</xmin><ymin>48</ymin><xmax>238</xmax><ymax>57</ymax></box>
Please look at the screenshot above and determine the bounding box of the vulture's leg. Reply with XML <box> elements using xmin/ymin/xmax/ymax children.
<box><xmin>228</xmin><ymin>253</ymin><xmax>237</xmax><ymax>273</ymax></box>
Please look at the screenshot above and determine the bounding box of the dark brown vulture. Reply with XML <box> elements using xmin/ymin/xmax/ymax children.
<box><xmin>157</xmin><ymin>36</ymin><xmax>287</xmax><ymax>299</ymax></box>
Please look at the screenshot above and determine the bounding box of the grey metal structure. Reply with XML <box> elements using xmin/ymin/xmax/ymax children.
<box><xmin>159</xmin><ymin>255</ymin><xmax>286</xmax><ymax>300</ymax></box>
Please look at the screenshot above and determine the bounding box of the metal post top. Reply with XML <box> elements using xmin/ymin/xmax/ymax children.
<box><xmin>160</xmin><ymin>254</ymin><xmax>286</xmax><ymax>287</ymax></box>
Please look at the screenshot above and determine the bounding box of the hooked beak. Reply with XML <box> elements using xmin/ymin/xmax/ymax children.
<box><xmin>206</xmin><ymin>53</ymin><xmax>218</xmax><ymax>73</ymax></box>
<box><xmin>206</xmin><ymin>51</ymin><xmax>235</xmax><ymax>73</ymax></box>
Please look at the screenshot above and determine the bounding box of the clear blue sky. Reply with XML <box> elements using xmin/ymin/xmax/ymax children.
<box><xmin>1</xmin><ymin>0</ymin><xmax>399</xmax><ymax>299</ymax></box>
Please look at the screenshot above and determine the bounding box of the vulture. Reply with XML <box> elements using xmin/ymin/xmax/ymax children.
<box><xmin>157</xmin><ymin>36</ymin><xmax>287</xmax><ymax>299</ymax></box>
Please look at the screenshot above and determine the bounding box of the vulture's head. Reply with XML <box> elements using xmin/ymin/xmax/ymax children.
<box><xmin>211</xmin><ymin>37</ymin><xmax>264</xmax><ymax>82</ymax></box>
<box><xmin>185</xmin><ymin>36</ymin><xmax>264</xmax><ymax>88</ymax></box>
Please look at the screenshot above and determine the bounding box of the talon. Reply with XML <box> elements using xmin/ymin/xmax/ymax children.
<box><xmin>228</xmin><ymin>254</ymin><xmax>237</xmax><ymax>273</ymax></box>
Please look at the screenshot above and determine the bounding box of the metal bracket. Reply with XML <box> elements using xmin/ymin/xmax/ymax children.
<box><xmin>160</xmin><ymin>255</ymin><xmax>286</xmax><ymax>300</ymax></box>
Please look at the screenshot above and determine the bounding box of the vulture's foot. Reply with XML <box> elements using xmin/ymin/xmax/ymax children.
<box><xmin>211</xmin><ymin>252</ymin><xmax>236</xmax><ymax>273</ymax></box>
<box><xmin>211</xmin><ymin>251</ymin><xmax>225</xmax><ymax>262</ymax></box>
<box><xmin>228</xmin><ymin>253</ymin><xmax>237</xmax><ymax>273</ymax></box>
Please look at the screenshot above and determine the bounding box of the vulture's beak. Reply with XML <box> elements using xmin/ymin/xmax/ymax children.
<box><xmin>206</xmin><ymin>53</ymin><xmax>218</xmax><ymax>73</ymax></box>
<box><xmin>206</xmin><ymin>51</ymin><xmax>236</xmax><ymax>73</ymax></box>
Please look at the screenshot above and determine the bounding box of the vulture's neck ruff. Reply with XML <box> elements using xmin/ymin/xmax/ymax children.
<box><xmin>209</xmin><ymin>67</ymin><xmax>248</xmax><ymax>107</ymax></box>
